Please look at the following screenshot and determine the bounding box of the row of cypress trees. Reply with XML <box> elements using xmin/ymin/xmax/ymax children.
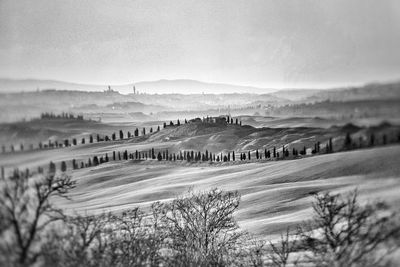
<box><xmin>3</xmin><ymin>131</ymin><xmax>398</xmax><ymax>176</ymax></box>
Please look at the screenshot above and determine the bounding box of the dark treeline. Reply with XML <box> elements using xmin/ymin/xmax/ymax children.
<box><xmin>40</xmin><ymin>112</ymin><xmax>85</xmax><ymax>121</ymax></box>
<box><xmin>1</xmin><ymin>170</ymin><xmax>399</xmax><ymax>266</ymax></box>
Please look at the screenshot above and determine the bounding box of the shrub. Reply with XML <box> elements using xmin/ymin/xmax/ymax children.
<box><xmin>0</xmin><ymin>171</ymin><xmax>75</xmax><ymax>266</ymax></box>
<box><xmin>298</xmin><ymin>190</ymin><xmax>400</xmax><ymax>266</ymax></box>
<box><xmin>158</xmin><ymin>188</ymin><xmax>245</xmax><ymax>266</ymax></box>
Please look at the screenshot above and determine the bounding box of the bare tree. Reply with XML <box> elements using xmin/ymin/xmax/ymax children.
<box><xmin>159</xmin><ymin>188</ymin><xmax>245</xmax><ymax>266</ymax></box>
<box><xmin>268</xmin><ymin>228</ymin><xmax>297</xmax><ymax>267</ymax></box>
<box><xmin>299</xmin><ymin>190</ymin><xmax>400</xmax><ymax>267</ymax></box>
<box><xmin>0</xmin><ymin>171</ymin><xmax>75</xmax><ymax>266</ymax></box>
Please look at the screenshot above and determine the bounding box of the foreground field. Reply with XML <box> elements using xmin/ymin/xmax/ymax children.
<box><xmin>57</xmin><ymin>145</ymin><xmax>400</xmax><ymax>239</ymax></box>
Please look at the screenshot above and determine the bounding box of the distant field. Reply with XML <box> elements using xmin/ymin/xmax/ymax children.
<box><xmin>54</xmin><ymin>145</ymin><xmax>400</xmax><ymax>240</ymax></box>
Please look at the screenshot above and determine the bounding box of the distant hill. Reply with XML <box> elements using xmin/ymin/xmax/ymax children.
<box><xmin>304</xmin><ymin>82</ymin><xmax>400</xmax><ymax>102</ymax></box>
<box><xmin>0</xmin><ymin>78</ymin><xmax>274</xmax><ymax>95</ymax></box>
<box><xmin>135</xmin><ymin>79</ymin><xmax>275</xmax><ymax>94</ymax></box>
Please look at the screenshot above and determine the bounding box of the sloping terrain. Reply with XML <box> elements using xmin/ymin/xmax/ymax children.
<box><xmin>0</xmin><ymin>118</ymin><xmax>160</xmax><ymax>145</ymax></box>
<box><xmin>55</xmin><ymin>145</ymin><xmax>400</xmax><ymax>239</ymax></box>
<box><xmin>1</xmin><ymin>120</ymin><xmax>399</xmax><ymax>174</ymax></box>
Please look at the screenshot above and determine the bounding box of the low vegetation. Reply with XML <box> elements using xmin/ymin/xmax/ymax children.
<box><xmin>1</xmin><ymin>171</ymin><xmax>399</xmax><ymax>267</ymax></box>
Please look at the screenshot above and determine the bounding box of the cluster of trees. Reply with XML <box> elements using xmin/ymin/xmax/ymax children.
<box><xmin>343</xmin><ymin>131</ymin><xmax>400</xmax><ymax>151</ymax></box>
<box><xmin>40</xmin><ymin>112</ymin><xmax>85</xmax><ymax>120</ymax></box>
<box><xmin>1</xmin><ymin>170</ymin><xmax>399</xmax><ymax>266</ymax></box>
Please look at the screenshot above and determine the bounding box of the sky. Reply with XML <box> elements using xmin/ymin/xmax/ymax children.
<box><xmin>1</xmin><ymin>0</ymin><xmax>400</xmax><ymax>92</ymax></box>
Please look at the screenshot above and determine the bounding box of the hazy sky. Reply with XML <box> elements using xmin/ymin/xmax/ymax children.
<box><xmin>1</xmin><ymin>0</ymin><xmax>400</xmax><ymax>90</ymax></box>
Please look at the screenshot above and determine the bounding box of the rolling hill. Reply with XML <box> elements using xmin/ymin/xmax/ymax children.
<box><xmin>53</xmin><ymin>145</ymin><xmax>400</xmax><ymax>239</ymax></box>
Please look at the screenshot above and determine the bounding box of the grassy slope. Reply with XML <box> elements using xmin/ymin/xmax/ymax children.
<box><xmin>1</xmin><ymin>121</ymin><xmax>399</xmax><ymax>174</ymax></box>
<box><xmin>55</xmin><ymin>145</ymin><xmax>400</xmax><ymax>239</ymax></box>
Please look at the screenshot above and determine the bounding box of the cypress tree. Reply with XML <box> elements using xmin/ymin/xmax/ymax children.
<box><xmin>49</xmin><ymin>161</ymin><xmax>56</xmax><ymax>174</ymax></box>
<box><xmin>112</xmin><ymin>133</ymin><xmax>116</xmax><ymax>140</ymax></box>
<box><xmin>150</xmin><ymin>128</ymin><xmax>153</xmax><ymax>133</ymax></box>
<box><xmin>157</xmin><ymin>126</ymin><xmax>160</xmax><ymax>131</ymax></box>
<box><xmin>81</xmin><ymin>138</ymin><xmax>85</xmax><ymax>144</ymax></box>
<box><xmin>119</xmin><ymin>130</ymin><xmax>124</xmax><ymax>139</ymax></box>
<box><xmin>105</xmin><ymin>153</ymin><xmax>109</xmax><ymax>162</ymax></box>
<box><xmin>72</xmin><ymin>159</ymin><xmax>77</xmax><ymax>169</ymax></box>
<box><xmin>80</xmin><ymin>162</ymin><xmax>84</xmax><ymax>168</ymax></box>
<box><xmin>163</xmin><ymin>122</ymin><xmax>167</xmax><ymax>128</ymax></box>
<box><xmin>97</xmin><ymin>134</ymin><xmax>100</xmax><ymax>142</ymax></box>
<box><xmin>118</xmin><ymin>152</ymin><xmax>121</xmax><ymax>160</ymax></box>
<box><xmin>185</xmin><ymin>119</ymin><xmax>188</xmax><ymax>124</ymax></box>
<box><xmin>90</xmin><ymin>135</ymin><xmax>93</xmax><ymax>143</ymax></box>
<box><xmin>177</xmin><ymin>119</ymin><xmax>180</xmax><ymax>126</ymax></box>
<box><xmin>273</xmin><ymin>147</ymin><xmax>276</xmax><ymax>158</ymax></box>
<box><xmin>232</xmin><ymin>151</ymin><xmax>235</xmax><ymax>161</ymax></box>
<box><xmin>344</xmin><ymin>133</ymin><xmax>352</xmax><ymax>150</ymax></box>
<box><xmin>143</xmin><ymin>128</ymin><xmax>146</xmax><ymax>135</ymax></box>
<box><xmin>93</xmin><ymin>156</ymin><xmax>99</xmax><ymax>166</ymax></box>
<box><xmin>64</xmin><ymin>139</ymin><xmax>69</xmax><ymax>147</ymax></box>
<box><xmin>227</xmin><ymin>152</ymin><xmax>230</xmax><ymax>161</ymax></box>
<box><xmin>128</xmin><ymin>131</ymin><xmax>132</xmax><ymax>138</ymax></box>
<box><xmin>88</xmin><ymin>158</ymin><xmax>92</xmax><ymax>167</ymax></box>
<box><xmin>256</xmin><ymin>150</ymin><xmax>259</xmax><ymax>159</ymax></box>
<box><xmin>248</xmin><ymin>151</ymin><xmax>251</xmax><ymax>160</ymax></box>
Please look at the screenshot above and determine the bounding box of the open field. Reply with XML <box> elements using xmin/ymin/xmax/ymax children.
<box><xmin>54</xmin><ymin>145</ymin><xmax>400</xmax><ymax>239</ymax></box>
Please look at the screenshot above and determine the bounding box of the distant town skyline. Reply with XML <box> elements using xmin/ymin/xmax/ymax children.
<box><xmin>1</xmin><ymin>0</ymin><xmax>400</xmax><ymax>92</ymax></box>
